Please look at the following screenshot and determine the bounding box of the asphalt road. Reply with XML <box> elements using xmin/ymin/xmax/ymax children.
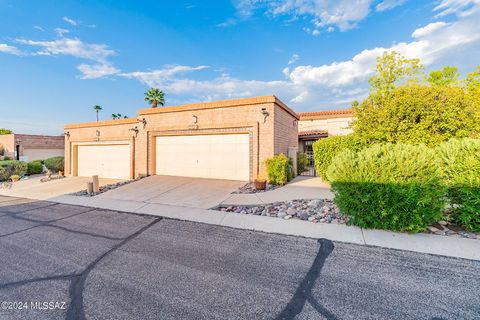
<box><xmin>0</xmin><ymin>196</ymin><xmax>479</xmax><ymax>320</ymax></box>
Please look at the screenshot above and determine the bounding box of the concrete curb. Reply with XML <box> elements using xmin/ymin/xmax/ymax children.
<box><xmin>48</xmin><ymin>194</ymin><xmax>480</xmax><ymax>261</ymax></box>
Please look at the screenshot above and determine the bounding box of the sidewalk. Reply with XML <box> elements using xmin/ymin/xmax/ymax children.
<box><xmin>221</xmin><ymin>176</ymin><xmax>334</xmax><ymax>206</ymax></box>
<box><xmin>50</xmin><ymin>193</ymin><xmax>480</xmax><ymax>261</ymax></box>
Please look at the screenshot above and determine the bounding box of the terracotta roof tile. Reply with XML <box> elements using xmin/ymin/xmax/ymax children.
<box><xmin>298</xmin><ymin>130</ymin><xmax>328</xmax><ymax>137</ymax></box>
<box><xmin>298</xmin><ymin>108</ymin><xmax>353</xmax><ymax>120</ymax></box>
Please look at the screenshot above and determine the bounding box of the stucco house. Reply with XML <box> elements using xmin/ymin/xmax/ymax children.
<box><xmin>64</xmin><ymin>96</ymin><xmax>299</xmax><ymax>181</ymax></box>
<box><xmin>0</xmin><ymin>133</ymin><xmax>65</xmax><ymax>161</ymax></box>
<box><xmin>297</xmin><ymin>109</ymin><xmax>354</xmax><ymax>175</ymax></box>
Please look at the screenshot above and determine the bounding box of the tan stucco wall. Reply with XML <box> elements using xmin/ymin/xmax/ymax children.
<box><xmin>64</xmin><ymin>96</ymin><xmax>299</xmax><ymax>181</ymax></box>
<box><xmin>299</xmin><ymin>116</ymin><xmax>353</xmax><ymax>136</ymax></box>
<box><xmin>0</xmin><ymin>134</ymin><xmax>15</xmax><ymax>157</ymax></box>
<box><xmin>0</xmin><ymin>134</ymin><xmax>64</xmax><ymax>159</ymax></box>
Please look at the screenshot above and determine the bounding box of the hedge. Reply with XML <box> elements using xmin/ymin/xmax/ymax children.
<box><xmin>438</xmin><ymin>139</ymin><xmax>480</xmax><ymax>232</ymax></box>
<box><xmin>44</xmin><ymin>156</ymin><xmax>64</xmax><ymax>172</ymax></box>
<box><xmin>266</xmin><ymin>153</ymin><xmax>293</xmax><ymax>185</ymax></box>
<box><xmin>0</xmin><ymin>160</ymin><xmax>27</xmax><ymax>181</ymax></box>
<box><xmin>312</xmin><ymin>135</ymin><xmax>365</xmax><ymax>182</ymax></box>
<box><xmin>327</xmin><ymin>143</ymin><xmax>446</xmax><ymax>232</ymax></box>
<box><xmin>27</xmin><ymin>160</ymin><xmax>44</xmax><ymax>175</ymax></box>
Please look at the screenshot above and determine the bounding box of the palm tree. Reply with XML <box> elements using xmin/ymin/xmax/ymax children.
<box><xmin>144</xmin><ymin>88</ymin><xmax>165</xmax><ymax>108</ymax></box>
<box><xmin>94</xmin><ymin>105</ymin><xmax>102</xmax><ymax>122</ymax></box>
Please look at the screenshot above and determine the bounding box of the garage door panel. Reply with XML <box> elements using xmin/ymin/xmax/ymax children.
<box><xmin>156</xmin><ymin>134</ymin><xmax>249</xmax><ymax>181</ymax></box>
<box><xmin>77</xmin><ymin>144</ymin><xmax>130</xmax><ymax>180</ymax></box>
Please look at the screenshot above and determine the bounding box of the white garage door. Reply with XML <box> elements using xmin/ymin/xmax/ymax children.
<box><xmin>156</xmin><ymin>134</ymin><xmax>250</xmax><ymax>181</ymax></box>
<box><xmin>23</xmin><ymin>148</ymin><xmax>64</xmax><ymax>161</ymax></box>
<box><xmin>77</xmin><ymin>144</ymin><xmax>130</xmax><ymax>179</ymax></box>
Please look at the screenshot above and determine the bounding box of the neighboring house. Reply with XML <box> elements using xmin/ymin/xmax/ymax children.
<box><xmin>0</xmin><ymin>134</ymin><xmax>65</xmax><ymax>161</ymax></box>
<box><xmin>297</xmin><ymin>109</ymin><xmax>354</xmax><ymax>175</ymax></box>
<box><xmin>64</xmin><ymin>96</ymin><xmax>299</xmax><ymax>181</ymax></box>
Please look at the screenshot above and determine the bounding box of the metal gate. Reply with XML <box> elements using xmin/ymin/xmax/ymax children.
<box><xmin>300</xmin><ymin>141</ymin><xmax>317</xmax><ymax>177</ymax></box>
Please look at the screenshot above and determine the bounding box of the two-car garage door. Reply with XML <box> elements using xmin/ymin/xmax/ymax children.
<box><xmin>156</xmin><ymin>134</ymin><xmax>250</xmax><ymax>181</ymax></box>
<box><xmin>77</xmin><ymin>144</ymin><xmax>130</xmax><ymax>180</ymax></box>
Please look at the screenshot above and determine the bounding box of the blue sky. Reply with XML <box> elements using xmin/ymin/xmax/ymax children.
<box><xmin>0</xmin><ymin>0</ymin><xmax>479</xmax><ymax>134</ymax></box>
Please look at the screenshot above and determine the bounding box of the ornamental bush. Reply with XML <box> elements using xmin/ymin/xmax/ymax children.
<box><xmin>297</xmin><ymin>152</ymin><xmax>308</xmax><ymax>175</ymax></box>
<box><xmin>44</xmin><ymin>156</ymin><xmax>64</xmax><ymax>172</ymax></box>
<box><xmin>0</xmin><ymin>160</ymin><xmax>27</xmax><ymax>181</ymax></box>
<box><xmin>437</xmin><ymin>138</ymin><xmax>480</xmax><ymax>232</ymax></box>
<box><xmin>27</xmin><ymin>160</ymin><xmax>44</xmax><ymax>175</ymax></box>
<box><xmin>266</xmin><ymin>153</ymin><xmax>292</xmax><ymax>185</ymax></box>
<box><xmin>312</xmin><ymin>135</ymin><xmax>365</xmax><ymax>182</ymax></box>
<box><xmin>327</xmin><ymin>143</ymin><xmax>446</xmax><ymax>232</ymax></box>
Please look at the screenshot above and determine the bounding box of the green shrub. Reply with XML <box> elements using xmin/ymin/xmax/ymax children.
<box><xmin>438</xmin><ymin>138</ymin><xmax>480</xmax><ymax>232</ymax></box>
<box><xmin>0</xmin><ymin>143</ymin><xmax>3</xmax><ymax>156</ymax></box>
<box><xmin>327</xmin><ymin>143</ymin><xmax>446</xmax><ymax>232</ymax></box>
<box><xmin>297</xmin><ymin>152</ymin><xmax>308</xmax><ymax>175</ymax></box>
<box><xmin>3</xmin><ymin>156</ymin><xmax>11</xmax><ymax>160</ymax></box>
<box><xmin>312</xmin><ymin>135</ymin><xmax>365</xmax><ymax>181</ymax></box>
<box><xmin>44</xmin><ymin>156</ymin><xmax>64</xmax><ymax>172</ymax></box>
<box><xmin>266</xmin><ymin>153</ymin><xmax>292</xmax><ymax>185</ymax></box>
<box><xmin>0</xmin><ymin>160</ymin><xmax>27</xmax><ymax>181</ymax></box>
<box><xmin>27</xmin><ymin>160</ymin><xmax>44</xmax><ymax>175</ymax></box>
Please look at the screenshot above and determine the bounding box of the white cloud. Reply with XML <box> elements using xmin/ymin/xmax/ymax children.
<box><xmin>63</xmin><ymin>16</ymin><xmax>78</xmax><ymax>26</ymax></box>
<box><xmin>119</xmin><ymin>65</ymin><xmax>209</xmax><ymax>85</ymax></box>
<box><xmin>77</xmin><ymin>63</ymin><xmax>119</xmax><ymax>79</ymax></box>
<box><xmin>376</xmin><ymin>0</ymin><xmax>406</xmax><ymax>12</ymax></box>
<box><xmin>412</xmin><ymin>22</ymin><xmax>449</xmax><ymax>38</ymax></box>
<box><xmin>287</xmin><ymin>53</ymin><xmax>300</xmax><ymax>65</ymax></box>
<box><xmin>0</xmin><ymin>43</ymin><xmax>23</xmax><ymax>55</ymax></box>
<box><xmin>33</xmin><ymin>26</ymin><xmax>44</xmax><ymax>31</ymax></box>
<box><xmin>54</xmin><ymin>28</ymin><xmax>70</xmax><ymax>37</ymax></box>
<box><xmin>434</xmin><ymin>0</ymin><xmax>480</xmax><ymax>17</ymax></box>
<box><xmin>16</xmin><ymin>37</ymin><xmax>115</xmax><ymax>63</ymax></box>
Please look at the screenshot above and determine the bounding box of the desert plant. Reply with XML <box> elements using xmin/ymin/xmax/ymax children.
<box><xmin>327</xmin><ymin>143</ymin><xmax>446</xmax><ymax>232</ymax></box>
<box><xmin>10</xmin><ymin>175</ymin><xmax>20</xmax><ymax>182</ymax></box>
<box><xmin>0</xmin><ymin>143</ymin><xmax>3</xmax><ymax>156</ymax></box>
<box><xmin>44</xmin><ymin>156</ymin><xmax>64</xmax><ymax>172</ymax></box>
<box><xmin>438</xmin><ymin>138</ymin><xmax>480</xmax><ymax>232</ymax></box>
<box><xmin>144</xmin><ymin>88</ymin><xmax>165</xmax><ymax>108</ymax></box>
<box><xmin>27</xmin><ymin>160</ymin><xmax>44</xmax><ymax>175</ymax></box>
<box><xmin>297</xmin><ymin>152</ymin><xmax>308</xmax><ymax>175</ymax></box>
<box><xmin>265</xmin><ymin>153</ymin><xmax>292</xmax><ymax>185</ymax></box>
<box><xmin>0</xmin><ymin>128</ymin><xmax>12</xmax><ymax>135</ymax></box>
<box><xmin>312</xmin><ymin>135</ymin><xmax>365</xmax><ymax>182</ymax></box>
<box><xmin>94</xmin><ymin>105</ymin><xmax>102</xmax><ymax>122</ymax></box>
<box><xmin>0</xmin><ymin>160</ymin><xmax>27</xmax><ymax>181</ymax></box>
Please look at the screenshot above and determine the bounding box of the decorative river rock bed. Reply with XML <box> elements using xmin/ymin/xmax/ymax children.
<box><xmin>217</xmin><ymin>199</ymin><xmax>348</xmax><ymax>224</ymax></box>
<box><xmin>215</xmin><ymin>199</ymin><xmax>480</xmax><ymax>240</ymax></box>
<box><xmin>232</xmin><ymin>182</ymin><xmax>281</xmax><ymax>194</ymax></box>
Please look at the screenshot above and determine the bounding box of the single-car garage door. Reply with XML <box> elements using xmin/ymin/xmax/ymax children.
<box><xmin>156</xmin><ymin>134</ymin><xmax>250</xmax><ymax>181</ymax></box>
<box><xmin>77</xmin><ymin>144</ymin><xmax>130</xmax><ymax>179</ymax></box>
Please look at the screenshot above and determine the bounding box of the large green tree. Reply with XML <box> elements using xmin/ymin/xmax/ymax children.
<box><xmin>353</xmin><ymin>53</ymin><xmax>480</xmax><ymax>146</ymax></box>
<box><xmin>427</xmin><ymin>66</ymin><xmax>459</xmax><ymax>86</ymax></box>
<box><xmin>368</xmin><ymin>51</ymin><xmax>422</xmax><ymax>92</ymax></box>
<box><xmin>0</xmin><ymin>128</ymin><xmax>12</xmax><ymax>135</ymax></box>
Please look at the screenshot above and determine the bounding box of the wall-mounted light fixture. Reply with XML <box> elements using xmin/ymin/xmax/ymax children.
<box><xmin>293</xmin><ymin>120</ymin><xmax>298</xmax><ymax>126</ymax></box>
<box><xmin>261</xmin><ymin>108</ymin><xmax>270</xmax><ymax>123</ymax></box>
<box><xmin>192</xmin><ymin>114</ymin><xmax>198</xmax><ymax>124</ymax></box>
<box><xmin>138</xmin><ymin>117</ymin><xmax>147</xmax><ymax>128</ymax></box>
<box><xmin>129</xmin><ymin>126</ymin><xmax>139</xmax><ymax>137</ymax></box>
<box><xmin>64</xmin><ymin>131</ymin><xmax>70</xmax><ymax>139</ymax></box>
<box><xmin>95</xmin><ymin>130</ymin><xmax>100</xmax><ymax>137</ymax></box>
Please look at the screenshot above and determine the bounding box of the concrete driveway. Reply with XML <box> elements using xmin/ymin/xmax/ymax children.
<box><xmin>0</xmin><ymin>197</ymin><xmax>479</xmax><ymax>320</ymax></box>
<box><xmin>96</xmin><ymin>175</ymin><xmax>246</xmax><ymax>209</ymax></box>
<box><xmin>0</xmin><ymin>175</ymin><xmax>122</xmax><ymax>201</ymax></box>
